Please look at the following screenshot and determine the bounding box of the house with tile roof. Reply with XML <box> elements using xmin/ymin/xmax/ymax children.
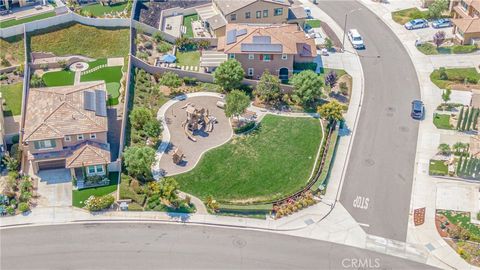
<box><xmin>214</xmin><ymin>23</ymin><xmax>316</xmax><ymax>81</ymax></box>
<box><xmin>22</xmin><ymin>81</ymin><xmax>111</xmax><ymax>179</ymax></box>
<box><xmin>451</xmin><ymin>0</ymin><xmax>480</xmax><ymax>45</ymax></box>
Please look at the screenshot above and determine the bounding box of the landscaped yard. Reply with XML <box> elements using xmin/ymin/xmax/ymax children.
<box><xmin>391</xmin><ymin>8</ymin><xmax>428</xmax><ymax>24</ymax></box>
<box><xmin>182</xmin><ymin>14</ymin><xmax>198</xmax><ymax>38</ymax></box>
<box><xmin>417</xmin><ymin>43</ymin><xmax>478</xmax><ymax>55</ymax></box>
<box><xmin>42</xmin><ymin>70</ymin><xmax>75</xmax><ymax>87</ymax></box>
<box><xmin>0</xmin><ymin>82</ymin><xmax>23</xmax><ymax>116</ymax></box>
<box><xmin>439</xmin><ymin>210</ymin><xmax>480</xmax><ymax>241</ymax></box>
<box><xmin>30</xmin><ymin>23</ymin><xmax>130</xmax><ymax>58</ymax></box>
<box><xmin>175</xmin><ymin>115</ymin><xmax>323</xmax><ymax>203</ymax></box>
<box><xmin>305</xmin><ymin>19</ymin><xmax>321</xmax><ymax>29</ymax></box>
<box><xmin>81</xmin><ymin>66</ymin><xmax>123</xmax><ymax>105</ymax></box>
<box><xmin>0</xmin><ymin>11</ymin><xmax>56</xmax><ymax>29</ymax></box>
<box><xmin>430</xmin><ymin>68</ymin><xmax>480</xmax><ymax>89</ymax></box>
<box><xmin>0</xmin><ymin>35</ymin><xmax>24</xmax><ymax>67</ymax></box>
<box><xmin>175</xmin><ymin>50</ymin><xmax>200</xmax><ymax>66</ymax></box>
<box><xmin>433</xmin><ymin>113</ymin><xmax>453</xmax><ymax>130</ymax></box>
<box><xmin>72</xmin><ymin>172</ymin><xmax>119</xmax><ymax>208</ymax></box>
<box><xmin>79</xmin><ymin>2</ymin><xmax>130</xmax><ymax>17</ymax></box>
<box><xmin>429</xmin><ymin>159</ymin><xmax>448</xmax><ymax>176</ymax></box>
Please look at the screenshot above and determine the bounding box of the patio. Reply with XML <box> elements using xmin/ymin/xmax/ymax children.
<box><xmin>162</xmin><ymin>14</ymin><xmax>183</xmax><ymax>39</ymax></box>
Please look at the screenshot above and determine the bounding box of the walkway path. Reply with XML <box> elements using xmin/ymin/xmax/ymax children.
<box><xmin>73</xmin><ymin>71</ymin><xmax>81</xmax><ymax>85</ymax></box>
<box><xmin>178</xmin><ymin>191</ymin><xmax>208</xmax><ymax>215</ymax></box>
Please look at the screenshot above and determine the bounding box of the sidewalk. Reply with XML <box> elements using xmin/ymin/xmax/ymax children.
<box><xmin>358</xmin><ymin>0</ymin><xmax>480</xmax><ymax>269</ymax></box>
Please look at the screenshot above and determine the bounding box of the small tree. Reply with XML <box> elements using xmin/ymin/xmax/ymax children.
<box><xmin>144</xmin><ymin>119</ymin><xmax>162</xmax><ymax>138</ymax></box>
<box><xmin>324</xmin><ymin>38</ymin><xmax>333</xmax><ymax>51</ymax></box>
<box><xmin>197</xmin><ymin>39</ymin><xmax>211</xmax><ymax>50</ymax></box>
<box><xmin>159</xmin><ymin>177</ymin><xmax>179</xmax><ymax>202</ymax></box>
<box><xmin>317</xmin><ymin>100</ymin><xmax>344</xmax><ymax>122</ymax></box>
<box><xmin>204</xmin><ymin>195</ymin><xmax>219</xmax><ymax>213</ymax></box>
<box><xmin>428</xmin><ymin>0</ymin><xmax>449</xmax><ymax>19</ymax></box>
<box><xmin>130</xmin><ymin>107</ymin><xmax>153</xmax><ymax>130</ymax></box>
<box><xmin>433</xmin><ymin>31</ymin><xmax>446</xmax><ymax>48</ymax></box>
<box><xmin>153</xmin><ymin>32</ymin><xmax>164</xmax><ymax>42</ymax></box>
<box><xmin>467</xmin><ymin>107</ymin><xmax>475</xmax><ymax>131</ymax></box>
<box><xmin>213</xmin><ymin>59</ymin><xmax>245</xmax><ymax>91</ymax></box>
<box><xmin>457</xmin><ymin>106</ymin><xmax>464</xmax><ymax>130</ymax></box>
<box><xmin>30</xmin><ymin>74</ymin><xmax>45</xmax><ymax>88</ymax></box>
<box><xmin>438</xmin><ymin>143</ymin><xmax>451</xmax><ymax>155</ymax></box>
<box><xmin>159</xmin><ymin>71</ymin><xmax>182</xmax><ymax>88</ymax></box>
<box><xmin>441</xmin><ymin>88</ymin><xmax>451</xmax><ymax>104</ymax></box>
<box><xmin>473</xmin><ymin>108</ymin><xmax>480</xmax><ymax>130</ymax></box>
<box><xmin>123</xmin><ymin>146</ymin><xmax>156</xmax><ymax>180</ymax></box>
<box><xmin>254</xmin><ymin>70</ymin><xmax>281</xmax><ymax>105</ymax></box>
<box><xmin>2</xmin><ymin>153</ymin><xmax>19</xmax><ymax>172</ymax></box>
<box><xmin>175</xmin><ymin>37</ymin><xmax>192</xmax><ymax>51</ymax></box>
<box><xmin>456</xmin><ymin>155</ymin><xmax>463</xmax><ymax>175</ymax></box>
<box><xmin>225</xmin><ymin>90</ymin><xmax>250</xmax><ymax>119</ymax></box>
<box><xmin>290</xmin><ymin>70</ymin><xmax>323</xmax><ymax>105</ymax></box>
<box><xmin>461</xmin><ymin>107</ymin><xmax>469</xmax><ymax>131</ymax></box>
<box><xmin>439</xmin><ymin>67</ymin><xmax>448</xmax><ymax>80</ymax></box>
<box><xmin>325</xmin><ymin>70</ymin><xmax>337</xmax><ymax>89</ymax></box>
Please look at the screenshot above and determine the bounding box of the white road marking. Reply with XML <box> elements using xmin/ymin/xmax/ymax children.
<box><xmin>358</xmin><ymin>223</ymin><xmax>370</xmax><ymax>228</ymax></box>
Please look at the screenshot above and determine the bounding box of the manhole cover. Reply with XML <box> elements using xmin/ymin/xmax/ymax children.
<box><xmin>232</xmin><ymin>237</ymin><xmax>247</xmax><ymax>248</ymax></box>
<box><xmin>363</xmin><ymin>158</ymin><xmax>375</xmax><ymax>167</ymax></box>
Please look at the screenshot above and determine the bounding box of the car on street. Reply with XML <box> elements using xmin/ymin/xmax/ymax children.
<box><xmin>404</xmin><ymin>19</ymin><xmax>429</xmax><ymax>30</ymax></box>
<box><xmin>431</xmin><ymin>18</ymin><xmax>452</xmax><ymax>28</ymax></box>
<box><xmin>347</xmin><ymin>29</ymin><xmax>365</xmax><ymax>49</ymax></box>
<box><xmin>411</xmin><ymin>100</ymin><xmax>424</xmax><ymax>120</ymax></box>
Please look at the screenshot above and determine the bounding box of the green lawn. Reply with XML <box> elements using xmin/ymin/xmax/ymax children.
<box><xmin>430</xmin><ymin>68</ymin><xmax>480</xmax><ymax>89</ymax></box>
<box><xmin>391</xmin><ymin>8</ymin><xmax>428</xmax><ymax>25</ymax></box>
<box><xmin>0</xmin><ymin>12</ymin><xmax>56</xmax><ymax>29</ymax></box>
<box><xmin>30</xmin><ymin>23</ymin><xmax>130</xmax><ymax>58</ymax></box>
<box><xmin>72</xmin><ymin>172</ymin><xmax>119</xmax><ymax>208</ymax></box>
<box><xmin>42</xmin><ymin>70</ymin><xmax>75</xmax><ymax>87</ymax></box>
<box><xmin>439</xmin><ymin>210</ymin><xmax>480</xmax><ymax>241</ymax></box>
<box><xmin>81</xmin><ymin>66</ymin><xmax>123</xmax><ymax>105</ymax></box>
<box><xmin>85</xmin><ymin>58</ymin><xmax>108</xmax><ymax>70</ymax></box>
<box><xmin>0</xmin><ymin>82</ymin><xmax>23</xmax><ymax>116</ymax></box>
<box><xmin>182</xmin><ymin>14</ymin><xmax>198</xmax><ymax>38</ymax></box>
<box><xmin>0</xmin><ymin>35</ymin><xmax>24</xmax><ymax>68</ymax></box>
<box><xmin>429</xmin><ymin>160</ymin><xmax>448</xmax><ymax>176</ymax></box>
<box><xmin>175</xmin><ymin>115</ymin><xmax>323</xmax><ymax>203</ymax></box>
<box><xmin>306</xmin><ymin>19</ymin><xmax>321</xmax><ymax>28</ymax></box>
<box><xmin>80</xmin><ymin>2</ymin><xmax>129</xmax><ymax>17</ymax></box>
<box><xmin>433</xmin><ymin>113</ymin><xmax>453</xmax><ymax>130</ymax></box>
<box><xmin>417</xmin><ymin>43</ymin><xmax>478</xmax><ymax>55</ymax></box>
<box><xmin>176</xmin><ymin>50</ymin><xmax>200</xmax><ymax>66</ymax></box>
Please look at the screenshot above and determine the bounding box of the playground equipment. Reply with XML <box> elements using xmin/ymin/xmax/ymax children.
<box><xmin>172</xmin><ymin>148</ymin><xmax>185</xmax><ymax>164</ymax></box>
<box><xmin>181</xmin><ymin>103</ymin><xmax>216</xmax><ymax>142</ymax></box>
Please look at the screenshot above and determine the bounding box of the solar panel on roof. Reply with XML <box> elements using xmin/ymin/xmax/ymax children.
<box><xmin>84</xmin><ymin>91</ymin><xmax>96</xmax><ymax>111</ymax></box>
<box><xmin>241</xmin><ymin>43</ymin><xmax>283</xmax><ymax>53</ymax></box>
<box><xmin>236</xmin><ymin>28</ymin><xmax>247</xmax><ymax>37</ymax></box>
<box><xmin>252</xmin><ymin>36</ymin><xmax>271</xmax><ymax>44</ymax></box>
<box><xmin>226</xmin><ymin>29</ymin><xmax>237</xmax><ymax>45</ymax></box>
<box><xmin>95</xmin><ymin>90</ymin><xmax>107</xmax><ymax>117</ymax></box>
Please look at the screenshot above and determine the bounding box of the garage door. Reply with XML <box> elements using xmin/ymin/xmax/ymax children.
<box><xmin>37</xmin><ymin>159</ymin><xmax>66</xmax><ymax>170</ymax></box>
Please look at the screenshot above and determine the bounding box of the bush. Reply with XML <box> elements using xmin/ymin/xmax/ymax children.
<box><xmin>137</xmin><ymin>51</ymin><xmax>148</xmax><ymax>60</ymax></box>
<box><xmin>0</xmin><ymin>74</ymin><xmax>7</xmax><ymax>81</ymax></box>
<box><xmin>30</xmin><ymin>74</ymin><xmax>46</xmax><ymax>88</ymax></box>
<box><xmin>451</xmin><ymin>44</ymin><xmax>477</xmax><ymax>54</ymax></box>
<box><xmin>293</xmin><ymin>62</ymin><xmax>318</xmax><ymax>72</ymax></box>
<box><xmin>144</xmin><ymin>41</ymin><xmax>153</xmax><ymax>49</ymax></box>
<box><xmin>439</xmin><ymin>67</ymin><xmax>448</xmax><ymax>80</ymax></box>
<box><xmin>144</xmin><ymin>119</ymin><xmax>162</xmax><ymax>138</ymax></box>
<box><xmin>84</xmin><ymin>194</ymin><xmax>115</xmax><ymax>211</ymax></box>
<box><xmin>183</xmin><ymin>77</ymin><xmax>198</xmax><ymax>86</ymax></box>
<box><xmin>156</xmin><ymin>42</ymin><xmax>172</xmax><ymax>53</ymax></box>
<box><xmin>159</xmin><ymin>71</ymin><xmax>182</xmax><ymax>88</ymax></box>
<box><xmin>18</xmin><ymin>202</ymin><xmax>29</xmax><ymax>213</ymax></box>
<box><xmin>6</xmin><ymin>206</ymin><xmax>15</xmax><ymax>215</ymax></box>
<box><xmin>339</xmin><ymin>82</ymin><xmax>348</xmax><ymax>95</ymax></box>
<box><xmin>128</xmin><ymin>202</ymin><xmax>143</xmax><ymax>211</ymax></box>
<box><xmin>234</xmin><ymin>121</ymin><xmax>256</xmax><ymax>134</ymax></box>
<box><xmin>130</xmin><ymin>107</ymin><xmax>153</xmax><ymax>130</ymax></box>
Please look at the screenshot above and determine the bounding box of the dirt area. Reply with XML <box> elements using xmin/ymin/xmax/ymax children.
<box><xmin>329</xmin><ymin>74</ymin><xmax>352</xmax><ymax>105</ymax></box>
<box><xmin>136</xmin><ymin>33</ymin><xmax>173</xmax><ymax>66</ymax></box>
<box><xmin>0</xmin><ymin>71</ymin><xmax>23</xmax><ymax>85</ymax></box>
<box><xmin>450</xmin><ymin>83</ymin><xmax>480</xmax><ymax>91</ymax></box>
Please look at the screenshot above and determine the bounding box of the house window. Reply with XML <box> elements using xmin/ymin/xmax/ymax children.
<box><xmin>228</xmin><ymin>53</ymin><xmax>235</xmax><ymax>59</ymax></box>
<box><xmin>281</xmin><ymin>54</ymin><xmax>288</xmax><ymax>60</ymax></box>
<box><xmin>263</xmin><ymin>10</ymin><xmax>268</xmax><ymax>17</ymax></box>
<box><xmin>230</xmin><ymin>14</ymin><xmax>236</xmax><ymax>21</ymax></box>
<box><xmin>248</xmin><ymin>54</ymin><xmax>254</xmax><ymax>60</ymax></box>
<box><xmin>95</xmin><ymin>165</ymin><xmax>104</xmax><ymax>174</ymax></box>
<box><xmin>87</xmin><ymin>165</ymin><xmax>105</xmax><ymax>176</ymax></box>
<box><xmin>262</xmin><ymin>54</ymin><xmax>272</xmax><ymax>62</ymax></box>
<box><xmin>256</xmin><ymin>10</ymin><xmax>261</xmax><ymax>18</ymax></box>
<box><xmin>33</xmin><ymin>139</ymin><xmax>56</xmax><ymax>150</ymax></box>
<box><xmin>248</xmin><ymin>68</ymin><xmax>254</xmax><ymax>76</ymax></box>
<box><xmin>64</xmin><ymin>135</ymin><xmax>71</xmax><ymax>142</ymax></box>
<box><xmin>245</xmin><ymin>12</ymin><xmax>251</xmax><ymax>19</ymax></box>
<box><xmin>88</xmin><ymin>166</ymin><xmax>96</xmax><ymax>175</ymax></box>
<box><xmin>274</xmin><ymin>8</ymin><xmax>283</xmax><ymax>16</ymax></box>
<box><xmin>461</xmin><ymin>0</ymin><xmax>468</xmax><ymax>10</ymax></box>
<box><xmin>77</xmin><ymin>134</ymin><xmax>84</xmax><ymax>141</ymax></box>
<box><xmin>90</xmin><ymin>133</ymin><xmax>97</xmax><ymax>139</ymax></box>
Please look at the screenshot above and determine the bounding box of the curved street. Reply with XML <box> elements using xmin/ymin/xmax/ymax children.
<box><xmin>317</xmin><ymin>1</ymin><xmax>421</xmax><ymax>241</ymax></box>
<box><xmin>0</xmin><ymin>223</ymin><xmax>436</xmax><ymax>270</ymax></box>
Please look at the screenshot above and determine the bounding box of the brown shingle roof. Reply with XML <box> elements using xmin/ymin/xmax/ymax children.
<box><xmin>23</xmin><ymin>82</ymin><xmax>108</xmax><ymax>142</ymax></box>
<box><xmin>219</xmin><ymin>23</ymin><xmax>316</xmax><ymax>57</ymax></box>
<box><xmin>452</xmin><ymin>17</ymin><xmax>480</xmax><ymax>34</ymax></box>
<box><xmin>66</xmin><ymin>142</ymin><xmax>110</xmax><ymax>168</ymax></box>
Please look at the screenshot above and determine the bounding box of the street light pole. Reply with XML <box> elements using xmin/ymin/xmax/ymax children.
<box><xmin>341</xmin><ymin>8</ymin><xmax>362</xmax><ymax>52</ymax></box>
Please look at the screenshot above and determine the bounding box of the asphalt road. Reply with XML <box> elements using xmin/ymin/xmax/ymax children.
<box><xmin>317</xmin><ymin>1</ymin><xmax>421</xmax><ymax>241</ymax></box>
<box><xmin>0</xmin><ymin>223</ymin><xmax>436</xmax><ymax>270</ymax></box>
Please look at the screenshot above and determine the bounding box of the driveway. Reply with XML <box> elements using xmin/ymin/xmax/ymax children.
<box><xmin>317</xmin><ymin>1</ymin><xmax>421</xmax><ymax>241</ymax></box>
<box><xmin>36</xmin><ymin>169</ymin><xmax>72</xmax><ymax>207</ymax></box>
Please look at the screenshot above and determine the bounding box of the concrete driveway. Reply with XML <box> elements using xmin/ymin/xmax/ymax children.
<box><xmin>36</xmin><ymin>169</ymin><xmax>72</xmax><ymax>207</ymax></box>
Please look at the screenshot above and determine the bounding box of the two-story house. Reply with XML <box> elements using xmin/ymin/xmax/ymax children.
<box><xmin>451</xmin><ymin>0</ymin><xmax>480</xmax><ymax>44</ymax></box>
<box><xmin>22</xmin><ymin>82</ymin><xmax>111</xmax><ymax>180</ymax></box>
<box><xmin>0</xmin><ymin>0</ymin><xmax>42</xmax><ymax>10</ymax></box>
<box><xmin>216</xmin><ymin>23</ymin><xmax>316</xmax><ymax>81</ymax></box>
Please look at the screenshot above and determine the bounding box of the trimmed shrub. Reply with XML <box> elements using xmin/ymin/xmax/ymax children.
<box><xmin>18</xmin><ymin>202</ymin><xmax>29</xmax><ymax>213</ymax></box>
<box><xmin>451</xmin><ymin>44</ymin><xmax>478</xmax><ymax>54</ymax></box>
<box><xmin>159</xmin><ymin>71</ymin><xmax>182</xmax><ymax>88</ymax></box>
<box><xmin>293</xmin><ymin>62</ymin><xmax>318</xmax><ymax>72</ymax></box>
<box><xmin>467</xmin><ymin>107</ymin><xmax>475</xmax><ymax>131</ymax></box>
<box><xmin>84</xmin><ymin>194</ymin><xmax>115</xmax><ymax>211</ymax></box>
<box><xmin>183</xmin><ymin>77</ymin><xmax>198</xmax><ymax>86</ymax></box>
<box><xmin>234</xmin><ymin>121</ymin><xmax>256</xmax><ymax>134</ymax></box>
<box><xmin>439</xmin><ymin>67</ymin><xmax>448</xmax><ymax>80</ymax></box>
<box><xmin>456</xmin><ymin>106</ymin><xmax>464</xmax><ymax>130</ymax></box>
<box><xmin>461</xmin><ymin>107</ymin><xmax>469</xmax><ymax>131</ymax></box>
<box><xmin>156</xmin><ymin>42</ymin><xmax>172</xmax><ymax>53</ymax></box>
<box><xmin>6</xmin><ymin>206</ymin><xmax>15</xmax><ymax>215</ymax></box>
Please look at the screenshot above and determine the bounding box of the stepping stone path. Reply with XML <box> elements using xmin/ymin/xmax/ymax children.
<box><xmin>81</xmin><ymin>64</ymin><xmax>107</xmax><ymax>76</ymax></box>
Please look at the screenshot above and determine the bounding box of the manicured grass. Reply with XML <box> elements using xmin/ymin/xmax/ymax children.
<box><xmin>306</xmin><ymin>19</ymin><xmax>321</xmax><ymax>28</ymax></box>
<box><xmin>430</xmin><ymin>68</ymin><xmax>480</xmax><ymax>89</ymax></box>
<box><xmin>175</xmin><ymin>115</ymin><xmax>322</xmax><ymax>203</ymax></box>
<box><xmin>80</xmin><ymin>2</ymin><xmax>129</xmax><ymax>17</ymax></box>
<box><xmin>417</xmin><ymin>43</ymin><xmax>438</xmax><ymax>55</ymax></box>
<box><xmin>429</xmin><ymin>160</ymin><xmax>448</xmax><ymax>176</ymax></box>
<box><xmin>72</xmin><ymin>172</ymin><xmax>119</xmax><ymax>208</ymax></box>
<box><xmin>182</xmin><ymin>14</ymin><xmax>198</xmax><ymax>38</ymax></box>
<box><xmin>433</xmin><ymin>113</ymin><xmax>453</xmax><ymax>130</ymax></box>
<box><xmin>30</xmin><ymin>23</ymin><xmax>130</xmax><ymax>58</ymax></box>
<box><xmin>0</xmin><ymin>11</ymin><xmax>56</xmax><ymax>29</ymax></box>
<box><xmin>0</xmin><ymin>82</ymin><xmax>23</xmax><ymax>116</ymax></box>
<box><xmin>176</xmin><ymin>51</ymin><xmax>200</xmax><ymax>66</ymax></box>
<box><xmin>0</xmin><ymin>35</ymin><xmax>24</xmax><ymax>68</ymax></box>
<box><xmin>81</xmin><ymin>66</ymin><xmax>123</xmax><ymax>105</ymax></box>
<box><xmin>391</xmin><ymin>8</ymin><xmax>428</xmax><ymax>25</ymax></box>
<box><xmin>417</xmin><ymin>43</ymin><xmax>479</xmax><ymax>55</ymax></box>
<box><xmin>42</xmin><ymin>70</ymin><xmax>75</xmax><ymax>87</ymax></box>
<box><xmin>85</xmin><ymin>58</ymin><xmax>108</xmax><ymax>70</ymax></box>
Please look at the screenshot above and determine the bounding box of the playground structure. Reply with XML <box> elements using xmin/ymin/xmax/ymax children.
<box><xmin>181</xmin><ymin>103</ymin><xmax>216</xmax><ymax>142</ymax></box>
<box><xmin>172</xmin><ymin>148</ymin><xmax>185</xmax><ymax>164</ymax></box>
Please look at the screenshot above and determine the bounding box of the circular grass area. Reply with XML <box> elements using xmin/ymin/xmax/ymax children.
<box><xmin>174</xmin><ymin>115</ymin><xmax>323</xmax><ymax>204</ymax></box>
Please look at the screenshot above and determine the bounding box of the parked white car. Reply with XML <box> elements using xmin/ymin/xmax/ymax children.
<box><xmin>347</xmin><ymin>29</ymin><xmax>365</xmax><ymax>49</ymax></box>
